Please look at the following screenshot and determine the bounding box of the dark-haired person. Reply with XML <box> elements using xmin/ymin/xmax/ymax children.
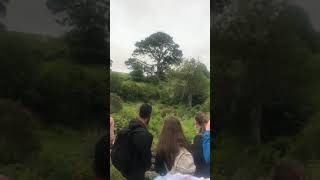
<box><xmin>93</xmin><ymin>135</ymin><xmax>107</xmax><ymax>180</ymax></box>
<box><xmin>154</xmin><ymin>117</ymin><xmax>196</xmax><ymax>176</ymax></box>
<box><xmin>191</xmin><ymin>112</ymin><xmax>210</xmax><ymax>178</ymax></box>
<box><xmin>272</xmin><ymin>160</ymin><xmax>307</xmax><ymax>180</ymax></box>
<box><xmin>111</xmin><ymin>103</ymin><xmax>153</xmax><ymax>180</ymax></box>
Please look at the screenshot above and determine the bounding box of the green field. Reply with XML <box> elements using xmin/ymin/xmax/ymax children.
<box><xmin>0</xmin><ymin>127</ymin><xmax>104</xmax><ymax>180</ymax></box>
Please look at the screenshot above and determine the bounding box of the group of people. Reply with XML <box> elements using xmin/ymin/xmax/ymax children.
<box><xmin>110</xmin><ymin>103</ymin><xmax>211</xmax><ymax>180</ymax></box>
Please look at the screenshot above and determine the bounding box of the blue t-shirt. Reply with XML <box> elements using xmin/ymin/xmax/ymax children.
<box><xmin>202</xmin><ymin>130</ymin><xmax>210</xmax><ymax>164</ymax></box>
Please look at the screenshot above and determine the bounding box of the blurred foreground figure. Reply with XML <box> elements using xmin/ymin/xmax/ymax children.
<box><xmin>110</xmin><ymin>116</ymin><xmax>115</xmax><ymax>146</ymax></box>
<box><xmin>0</xmin><ymin>175</ymin><xmax>9</xmax><ymax>180</ymax></box>
<box><xmin>272</xmin><ymin>160</ymin><xmax>307</xmax><ymax>180</ymax></box>
<box><xmin>154</xmin><ymin>173</ymin><xmax>210</xmax><ymax>180</ymax></box>
<box><xmin>93</xmin><ymin>135</ymin><xmax>107</xmax><ymax>180</ymax></box>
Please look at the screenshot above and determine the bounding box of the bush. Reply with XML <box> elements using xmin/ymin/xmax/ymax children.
<box><xmin>0</xmin><ymin>33</ymin><xmax>40</xmax><ymax>102</ymax></box>
<box><xmin>288</xmin><ymin>112</ymin><xmax>320</xmax><ymax>161</ymax></box>
<box><xmin>110</xmin><ymin>93</ymin><xmax>123</xmax><ymax>114</ymax></box>
<box><xmin>119</xmin><ymin>81</ymin><xmax>160</xmax><ymax>101</ymax></box>
<box><xmin>202</xmin><ymin>97</ymin><xmax>210</xmax><ymax>112</ymax></box>
<box><xmin>110</xmin><ymin>71</ymin><xmax>122</xmax><ymax>94</ymax></box>
<box><xmin>0</xmin><ymin>164</ymin><xmax>39</xmax><ymax>180</ymax></box>
<box><xmin>0</xmin><ymin>99</ymin><xmax>41</xmax><ymax>164</ymax></box>
<box><xmin>35</xmin><ymin>62</ymin><xmax>106</xmax><ymax>126</ymax></box>
<box><xmin>145</xmin><ymin>75</ymin><xmax>160</xmax><ymax>84</ymax></box>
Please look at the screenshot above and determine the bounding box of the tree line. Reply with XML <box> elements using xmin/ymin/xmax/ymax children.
<box><xmin>213</xmin><ymin>0</ymin><xmax>320</xmax><ymax>145</ymax></box>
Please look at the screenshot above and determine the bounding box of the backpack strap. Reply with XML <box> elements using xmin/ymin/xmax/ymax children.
<box><xmin>164</xmin><ymin>162</ymin><xmax>169</xmax><ymax>172</ymax></box>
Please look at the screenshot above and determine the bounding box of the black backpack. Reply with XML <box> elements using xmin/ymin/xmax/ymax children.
<box><xmin>111</xmin><ymin>125</ymin><xmax>144</xmax><ymax>176</ymax></box>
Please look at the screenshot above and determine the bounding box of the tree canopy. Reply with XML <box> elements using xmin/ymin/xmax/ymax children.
<box><xmin>47</xmin><ymin>0</ymin><xmax>109</xmax><ymax>65</ymax></box>
<box><xmin>125</xmin><ymin>32</ymin><xmax>183</xmax><ymax>80</ymax></box>
<box><xmin>171</xmin><ymin>59</ymin><xmax>209</xmax><ymax>107</ymax></box>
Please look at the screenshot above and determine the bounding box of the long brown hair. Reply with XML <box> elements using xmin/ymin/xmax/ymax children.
<box><xmin>156</xmin><ymin>117</ymin><xmax>189</xmax><ymax>170</ymax></box>
<box><xmin>195</xmin><ymin>112</ymin><xmax>209</xmax><ymax>134</ymax></box>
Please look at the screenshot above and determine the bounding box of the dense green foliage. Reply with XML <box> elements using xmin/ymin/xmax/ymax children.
<box><xmin>0</xmin><ymin>31</ymin><xmax>106</xmax><ymax>127</ymax></box>
<box><xmin>0</xmin><ymin>128</ymin><xmax>103</xmax><ymax>180</ymax></box>
<box><xmin>0</xmin><ymin>30</ymin><xmax>106</xmax><ymax>179</ymax></box>
<box><xmin>213</xmin><ymin>0</ymin><xmax>320</xmax><ymax>179</ymax></box>
<box><xmin>0</xmin><ymin>99</ymin><xmax>41</xmax><ymax>164</ymax></box>
<box><xmin>110</xmin><ymin>93</ymin><xmax>123</xmax><ymax>113</ymax></box>
<box><xmin>170</xmin><ymin>59</ymin><xmax>210</xmax><ymax>107</ymax></box>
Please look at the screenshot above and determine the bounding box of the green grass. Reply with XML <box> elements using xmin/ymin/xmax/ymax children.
<box><xmin>0</xmin><ymin>127</ymin><xmax>103</xmax><ymax>180</ymax></box>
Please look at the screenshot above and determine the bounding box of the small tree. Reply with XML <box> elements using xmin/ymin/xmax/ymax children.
<box><xmin>129</xmin><ymin>63</ymin><xmax>144</xmax><ymax>81</ymax></box>
<box><xmin>172</xmin><ymin>59</ymin><xmax>209</xmax><ymax>107</ymax></box>
<box><xmin>125</xmin><ymin>58</ymin><xmax>145</xmax><ymax>81</ymax></box>
<box><xmin>47</xmin><ymin>0</ymin><xmax>109</xmax><ymax>64</ymax></box>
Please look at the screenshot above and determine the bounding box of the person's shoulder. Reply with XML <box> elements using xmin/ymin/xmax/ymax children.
<box><xmin>133</xmin><ymin>128</ymin><xmax>153</xmax><ymax>141</ymax></box>
<box><xmin>194</xmin><ymin>134</ymin><xmax>203</xmax><ymax>141</ymax></box>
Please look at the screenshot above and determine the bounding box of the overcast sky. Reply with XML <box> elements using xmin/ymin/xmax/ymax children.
<box><xmin>2</xmin><ymin>0</ymin><xmax>65</xmax><ymax>36</ymax></box>
<box><xmin>292</xmin><ymin>0</ymin><xmax>320</xmax><ymax>30</ymax></box>
<box><xmin>110</xmin><ymin>0</ymin><xmax>210</xmax><ymax>73</ymax></box>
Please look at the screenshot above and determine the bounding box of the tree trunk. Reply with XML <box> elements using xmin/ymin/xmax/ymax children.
<box><xmin>156</xmin><ymin>59</ymin><xmax>163</xmax><ymax>80</ymax></box>
<box><xmin>250</xmin><ymin>104</ymin><xmax>262</xmax><ymax>145</ymax></box>
<box><xmin>188</xmin><ymin>94</ymin><xmax>192</xmax><ymax>107</ymax></box>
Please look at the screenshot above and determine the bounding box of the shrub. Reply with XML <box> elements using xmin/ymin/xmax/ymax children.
<box><xmin>110</xmin><ymin>93</ymin><xmax>123</xmax><ymax>113</ymax></box>
<box><xmin>145</xmin><ymin>75</ymin><xmax>160</xmax><ymax>84</ymax></box>
<box><xmin>129</xmin><ymin>63</ymin><xmax>145</xmax><ymax>82</ymax></box>
<box><xmin>202</xmin><ymin>97</ymin><xmax>210</xmax><ymax>112</ymax></box>
<box><xmin>37</xmin><ymin>151</ymin><xmax>74</xmax><ymax>180</ymax></box>
<box><xmin>288</xmin><ymin>113</ymin><xmax>320</xmax><ymax>161</ymax></box>
<box><xmin>0</xmin><ymin>164</ymin><xmax>39</xmax><ymax>180</ymax></box>
<box><xmin>119</xmin><ymin>81</ymin><xmax>160</xmax><ymax>101</ymax></box>
<box><xmin>35</xmin><ymin>62</ymin><xmax>106</xmax><ymax>126</ymax></box>
<box><xmin>110</xmin><ymin>71</ymin><xmax>122</xmax><ymax>94</ymax></box>
<box><xmin>0</xmin><ymin>34</ymin><xmax>40</xmax><ymax>102</ymax></box>
<box><xmin>0</xmin><ymin>99</ymin><xmax>41</xmax><ymax>164</ymax></box>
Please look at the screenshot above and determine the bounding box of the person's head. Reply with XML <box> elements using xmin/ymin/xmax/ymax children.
<box><xmin>156</xmin><ymin>117</ymin><xmax>189</xmax><ymax>169</ymax></box>
<box><xmin>93</xmin><ymin>135</ymin><xmax>107</xmax><ymax>180</ymax></box>
<box><xmin>272</xmin><ymin>160</ymin><xmax>307</xmax><ymax>180</ymax></box>
<box><xmin>139</xmin><ymin>103</ymin><xmax>152</xmax><ymax>125</ymax></box>
<box><xmin>195</xmin><ymin>112</ymin><xmax>209</xmax><ymax>134</ymax></box>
